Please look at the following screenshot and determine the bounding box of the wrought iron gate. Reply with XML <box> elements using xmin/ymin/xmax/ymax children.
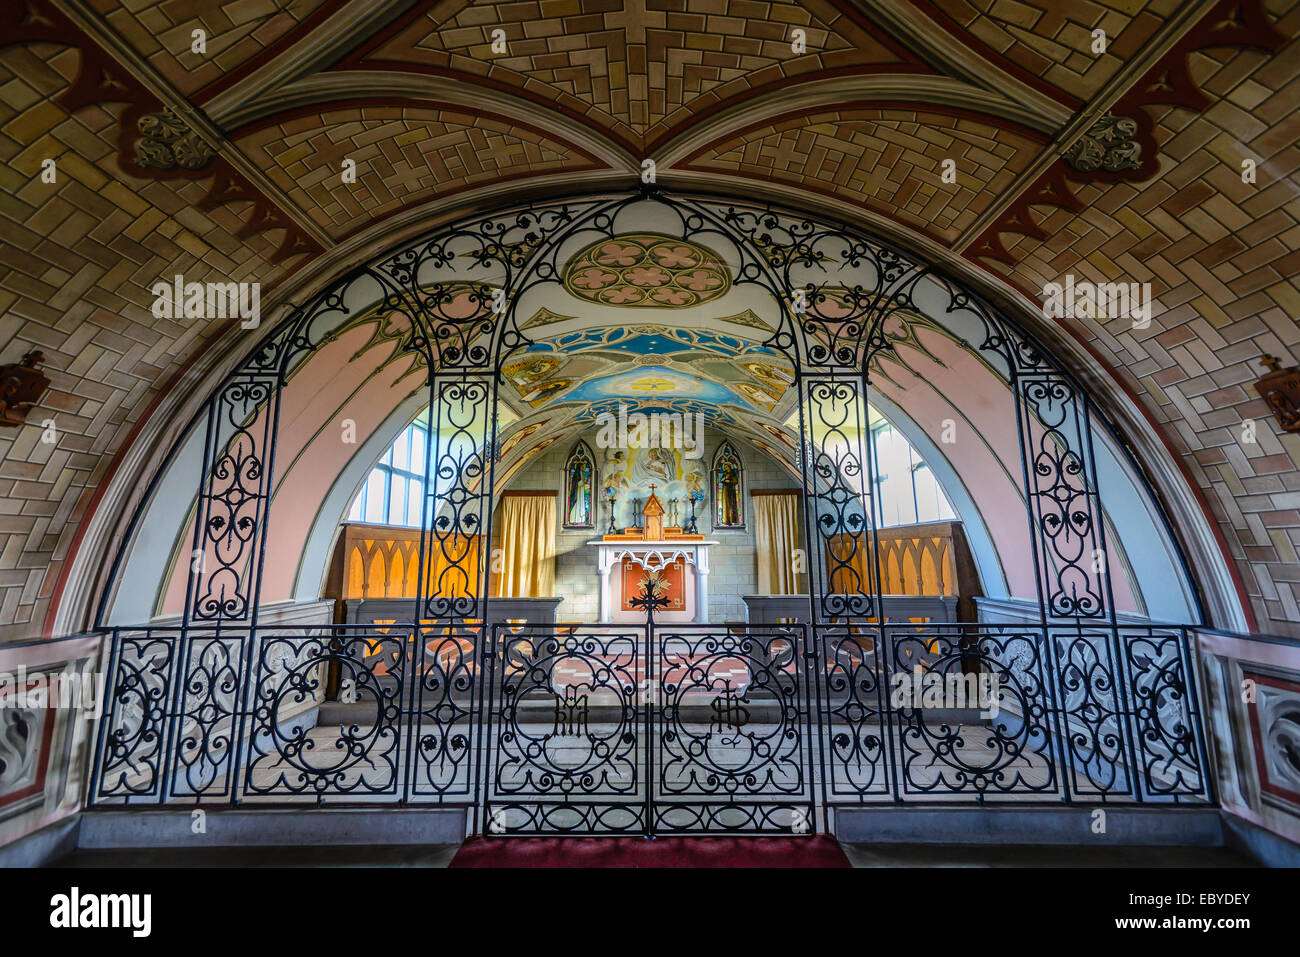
<box><xmin>482</xmin><ymin>623</ymin><xmax>816</xmax><ymax>836</ymax></box>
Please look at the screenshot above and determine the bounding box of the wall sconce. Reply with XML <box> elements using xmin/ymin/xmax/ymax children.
<box><xmin>1253</xmin><ymin>355</ymin><xmax>1300</xmax><ymax>434</ymax></box>
<box><xmin>0</xmin><ymin>351</ymin><xmax>50</xmax><ymax>428</ymax></box>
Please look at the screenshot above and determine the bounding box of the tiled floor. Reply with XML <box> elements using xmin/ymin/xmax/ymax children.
<box><xmin>54</xmin><ymin>841</ymin><xmax>1254</xmax><ymax>868</ymax></box>
<box><xmin>838</xmin><ymin>843</ymin><xmax>1256</xmax><ymax>868</ymax></box>
<box><xmin>56</xmin><ymin>844</ymin><xmax>462</xmax><ymax>868</ymax></box>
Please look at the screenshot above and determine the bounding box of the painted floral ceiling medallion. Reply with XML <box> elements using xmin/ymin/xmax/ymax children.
<box><xmin>563</xmin><ymin>234</ymin><xmax>731</xmax><ymax>308</ymax></box>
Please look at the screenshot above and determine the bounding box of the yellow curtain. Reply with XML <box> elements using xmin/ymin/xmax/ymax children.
<box><xmin>491</xmin><ymin>492</ymin><xmax>556</xmax><ymax>597</ymax></box>
<box><xmin>753</xmin><ymin>491</ymin><xmax>804</xmax><ymax>594</ymax></box>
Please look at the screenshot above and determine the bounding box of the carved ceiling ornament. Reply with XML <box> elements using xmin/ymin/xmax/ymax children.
<box><xmin>971</xmin><ymin>0</ymin><xmax>1284</xmax><ymax>269</ymax></box>
<box><xmin>1253</xmin><ymin>355</ymin><xmax>1300</xmax><ymax>434</ymax></box>
<box><xmin>0</xmin><ymin>351</ymin><xmax>50</xmax><ymax>428</ymax></box>
<box><xmin>1063</xmin><ymin>113</ymin><xmax>1141</xmax><ymax>173</ymax></box>
<box><xmin>0</xmin><ymin>0</ymin><xmax>323</xmax><ymax>264</ymax></box>
<box><xmin>134</xmin><ymin>110</ymin><xmax>217</xmax><ymax>171</ymax></box>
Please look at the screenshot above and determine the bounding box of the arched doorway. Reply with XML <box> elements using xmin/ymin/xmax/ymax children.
<box><xmin>86</xmin><ymin>189</ymin><xmax>1213</xmax><ymax>835</ymax></box>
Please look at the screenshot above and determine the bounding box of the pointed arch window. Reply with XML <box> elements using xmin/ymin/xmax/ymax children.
<box><xmin>712</xmin><ymin>442</ymin><xmax>744</xmax><ymax>529</ymax></box>
<box><xmin>562</xmin><ymin>441</ymin><xmax>595</xmax><ymax>528</ymax></box>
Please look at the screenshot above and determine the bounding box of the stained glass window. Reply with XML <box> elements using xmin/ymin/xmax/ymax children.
<box><xmin>712</xmin><ymin>442</ymin><xmax>744</xmax><ymax>528</ymax></box>
<box><xmin>563</xmin><ymin>441</ymin><xmax>595</xmax><ymax>528</ymax></box>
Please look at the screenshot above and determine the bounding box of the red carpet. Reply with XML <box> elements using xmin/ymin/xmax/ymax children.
<box><xmin>449</xmin><ymin>835</ymin><xmax>850</xmax><ymax>868</ymax></box>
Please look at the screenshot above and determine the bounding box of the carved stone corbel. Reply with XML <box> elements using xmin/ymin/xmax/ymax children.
<box><xmin>0</xmin><ymin>351</ymin><xmax>50</xmax><ymax>428</ymax></box>
<box><xmin>1063</xmin><ymin>113</ymin><xmax>1142</xmax><ymax>173</ymax></box>
<box><xmin>1253</xmin><ymin>355</ymin><xmax>1300</xmax><ymax>434</ymax></box>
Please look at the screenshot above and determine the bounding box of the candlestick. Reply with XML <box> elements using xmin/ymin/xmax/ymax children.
<box><xmin>605</xmin><ymin>487</ymin><xmax>618</xmax><ymax>533</ymax></box>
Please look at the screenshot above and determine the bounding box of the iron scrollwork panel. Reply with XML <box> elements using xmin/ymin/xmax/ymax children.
<box><xmin>421</xmin><ymin>375</ymin><xmax>494</xmax><ymax>620</ymax></box>
<box><xmin>819</xmin><ymin>624</ymin><xmax>891</xmax><ymax>801</ymax></box>
<box><xmin>408</xmin><ymin>621</ymin><xmax>482</xmax><ymax>801</ymax></box>
<box><xmin>1048</xmin><ymin>627</ymin><xmax>1134</xmax><ymax>799</ymax></box>
<box><xmin>1119</xmin><ymin>629</ymin><xmax>1210</xmax><ymax>802</ymax></box>
<box><xmin>799</xmin><ymin>376</ymin><xmax>877</xmax><ymax>620</ymax></box>
<box><xmin>484</xmin><ymin>627</ymin><xmax>644</xmax><ymax>834</ymax></box>
<box><xmin>243</xmin><ymin>630</ymin><xmax>405</xmax><ymax>800</ymax></box>
<box><xmin>90</xmin><ymin>631</ymin><xmax>178</xmax><ymax>802</ymax></box>
<box><xmin>167</xmin><ymin>633</ymin><xmax>246</xmax><ymax>801</ymax></box>
<box><xmin>654</xmin><ymin>627</ymin><xmax>815</xmax><ymax>834</ymax></box>
<box><xmin>189</xmin><ymin>375</ymin><xmax>279</xmax><ymax>624</ymax></box>
<box><xmin>887</xmin><ymin>628</ymin><xmax>1060</xmax><ymax>799</ymax></box>
<box><xmin>1015</xmin><ymin>374</ymin><xmax>1110</xmax><ymax>620</ymax></box>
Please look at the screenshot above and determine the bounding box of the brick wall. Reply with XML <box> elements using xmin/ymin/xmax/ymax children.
<box><xmin>0</xmin><ymin>42</ymin><xmax>290</xmax><ymax>639</ymax></box>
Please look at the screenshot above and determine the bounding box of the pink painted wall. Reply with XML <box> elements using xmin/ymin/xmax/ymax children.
<box><xmin>158</xmin><ymin>327</ymin><xmax>424</xmax><ymax>615</ymax></box>
<box><xmin>875</xmin><ymin>328</ymin><xmax>1140</xmax><ymax>612</ymax></box>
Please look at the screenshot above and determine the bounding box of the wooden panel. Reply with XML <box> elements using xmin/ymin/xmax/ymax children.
<box><xmin>336</xmin><ymin>523</ymin><xmax>480</xmax><ymax>599</ymax></box>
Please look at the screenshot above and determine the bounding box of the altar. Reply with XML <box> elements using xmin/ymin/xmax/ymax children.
<box><xmin>590</xmin><ymin>483</ymin><xmax>716</xmax><ymax>623</ymax></box>
<box><xmin>588</xmin><ymin>538</ymin><xmax>717</xmax><ymax>624</ymax></box>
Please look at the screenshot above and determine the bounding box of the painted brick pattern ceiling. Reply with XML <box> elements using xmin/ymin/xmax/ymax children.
<box><xmin>0</xmin><ymin>0</ymin><xmax>1297</xmax><ymax>639</ymax></box>
<box><xmin>922</xmin><ymin>0</ymin><xmax>1172</xmax><ymax>101</ymax></box>
<box><xmin>344</xmin><ymin>0</ymin><xmax>921</xmax><ymax>152</ymax></box>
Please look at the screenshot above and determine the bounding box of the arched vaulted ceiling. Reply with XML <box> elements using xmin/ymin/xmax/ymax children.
<box><xmin>0</xmin><ymin>0</ymin><xmax>1297</xmax><ymax>639</ymax></box>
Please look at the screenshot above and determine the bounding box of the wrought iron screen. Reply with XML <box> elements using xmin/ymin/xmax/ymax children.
<box><xmin>88</xmin><ymin>189</ymin><xmax>1215</xmax><ymax>833</ymax></box>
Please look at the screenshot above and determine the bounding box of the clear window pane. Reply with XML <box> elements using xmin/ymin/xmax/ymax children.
<box><xmin>410</xmin><ymin>426</ymin><xmax>426</xmax><ymax>476</ymax></box>
<box><xmin>389</xmin><ymin>473</ymin><xmax>407</xmax><ymax>525</ymax></box>
<box><xmin>391</xmin><ymin>429</ymin><xmax>409</xmax><ymax>471</ymax></box>
<box><xmin>405</xmin><ymin>477</ymin><xmax>423</xmax><ymax>527</ymax></box>
<box><xmin>363</xmin><ymin>470</ymin><xmax>386</xmax><ymax>523</ymax></box>
<box><xmin>914</xmin><ymin>465</ymin><xmax>938</xmax><ymax>523</ymax></box>
<box><xmin>868</xmin><ymin>414</ymin><xmax>958</xmax><ymax>528</ymax></box>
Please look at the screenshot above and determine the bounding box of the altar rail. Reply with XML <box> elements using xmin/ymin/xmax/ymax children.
<box><xmin>84</xmin><ymin>618</ymin><xmax>1214</xmax><ymax>815</ymax></box>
